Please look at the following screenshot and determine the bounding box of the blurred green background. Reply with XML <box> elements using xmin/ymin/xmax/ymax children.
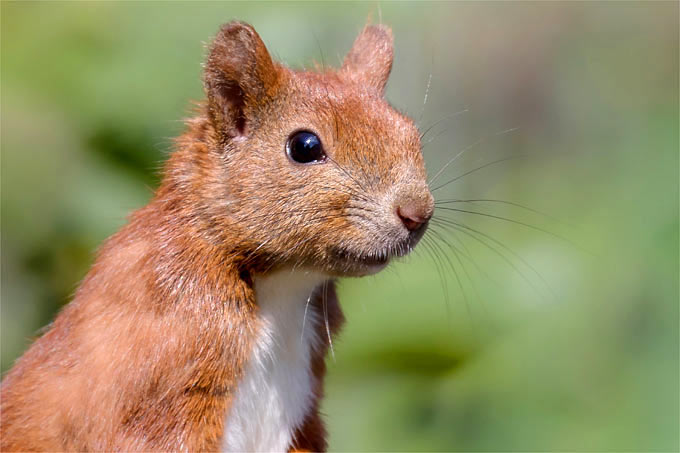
<box><xmin>1</xmin><ymin>2</ymin><xmax>678</xmax><ymax>451</ymax></box>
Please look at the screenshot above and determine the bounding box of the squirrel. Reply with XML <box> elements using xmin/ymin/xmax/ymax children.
<box><xmin>0</xmin><ymin>21</ymin><xmax>434</xmax><ymax>452</ymax></box>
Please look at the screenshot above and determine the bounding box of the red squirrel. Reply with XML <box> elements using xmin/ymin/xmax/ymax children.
<box><xmin>1</xmin><ymin>21</ymin><xmax>434</xmax><ymax>451</ymax></box>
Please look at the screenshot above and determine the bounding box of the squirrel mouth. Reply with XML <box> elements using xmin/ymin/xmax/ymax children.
<box><xmin>355</xmin><ymin>254</ymin><xmax>390</xmax><ymax>267</ymax></box>
<box><xmin>331</xmin><ymin>248</ymin><xmax>390</xmax><ymax>266</ymax></box>
<box><xmin>329</xmin><ymin>246</ymin><xmax>402</xmax><ymax>275</ymax></box>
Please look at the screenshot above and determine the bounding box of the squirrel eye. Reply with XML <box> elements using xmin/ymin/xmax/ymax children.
<box><xmin>286</xmin><ymin>131</ymin><xmax>326</xmax><ymax>164</ymax></box>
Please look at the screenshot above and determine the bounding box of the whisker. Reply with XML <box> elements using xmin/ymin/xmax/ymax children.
<box><xmin>447</xmin><ymin>227</ymin><xmax>493</xmax><ymax>318</ymax></box>
<box><xmin>438</xmin><ymin>227</ymin><xmax>485</xmax><ymax>302</ymax></box>
<box><xmin>431</xmin><ymin>154</ymin><xmax>528</xmax><ymax>192</ymax></box>
<box><xmin>436</xmin><ymin>207</ymin><xmax>585</xmax><ymax>252</ymax></box>
<box><xmin>419</xmin><ymin>108</ymin><xmax>469</xmax><ymax>141</ymax></box>
<box><xmin>311</xmin><ymin>30</ymin><xmax>326</xmax><ymax>71</ymax></box>
<box><xmin>421</xmin><ymin>234</ymin><xmax>452</xmax><ymax>321</ymax></box>
<box><xmin>445</xmin><ymin>224</ymin><xmax>502</xmax><ymax>293</ymax></box>
<box><xmin>435</xmin><ymin>198</ymin><xmax>572</xmax><ymax>227</ymax></box>
<box><xmin>301</xmin><ymin>294</ymin><xmax>312</xmax><ymax>344</ymax></box>
<box><xmin>418</xmin><ymin>72</ymin><xmax>433</xmax><ymax>124</ymax></box>
<box><xmin>428</xmin><ymin>128</ymin><xmax>519</xmax><ymax>186</ymax></box>
<box><xmin>429</xmin><ymin>227</ymin><xmax>479</xmax><ymax>317</ymax></box>
<box><xmin>322</xmin><ymin>280</ymin><xmax>335</xmax><ymax>361</ymax></box>
<box><xmin>432</xmin><ymin>217</ymin><xmax>554</xmax><ymax>300</ymax></box>
<box><xmin>326</xmin><ymin>155</ymin><xmax>370</xmax><ymax>193</ymax></box>
<box><xmin>428</xmin><ymin>138</ymin><xmax>484</xmax><ymax>185</ymax></box>
<box><xmin>428</xmin><ymin>230</ymin><xmax>469</xmax><ymax>316</ymax></box>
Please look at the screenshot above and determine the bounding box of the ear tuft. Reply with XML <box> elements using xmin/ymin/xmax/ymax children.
<box><xmin>203</xmin><ymin>21</ymin><xmax>281</xmax><ymax>141</ymax></box>
<box><xmin>341</xmin><ymin>24</ymin><xmax>394</xmax><ymax>94</ymax></box>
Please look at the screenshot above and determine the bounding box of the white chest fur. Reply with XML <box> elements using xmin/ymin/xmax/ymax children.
<box><xmin>221</xmin><ymin>270</ymin><xmax>325</xmax><ymax>452</ymax></box>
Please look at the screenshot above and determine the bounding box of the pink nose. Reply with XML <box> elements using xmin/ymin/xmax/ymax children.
<box><xmin>397</xmin><ymin>203</ymin><xmax>432</xmax><ymax>232</ymax></box>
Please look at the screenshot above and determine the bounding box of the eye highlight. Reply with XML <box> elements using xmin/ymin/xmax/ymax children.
<box><xmin>286</xmin><ymin>131</ymin><xmax>326</xmax><ymax>164</ymax></box>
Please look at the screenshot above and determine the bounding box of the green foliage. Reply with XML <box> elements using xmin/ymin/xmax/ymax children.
<box><xmin>2</xmin><ymin>2</ymin><xmax>677</xmax><ymax>450</ymax></box>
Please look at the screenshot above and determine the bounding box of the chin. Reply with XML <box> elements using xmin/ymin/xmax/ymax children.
<box><xmin>323</xmin><ymin>246</ymin><xmax>396</xmax><ymax>277</ymax></box>
<box><xmin>332</xmin><ymin>260</ymin><xmax>391</xmax><ymax>278</ymax></box>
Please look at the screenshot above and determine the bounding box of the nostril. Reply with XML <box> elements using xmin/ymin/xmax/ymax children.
<box><xmin>397</xmin><ymin>205</ymin><xmax>431</xmax><ymax>232</ymax></box>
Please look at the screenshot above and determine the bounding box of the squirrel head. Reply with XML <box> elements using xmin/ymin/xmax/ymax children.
<box><xmin>183</xmin><ymin>21</ymin><xmax>433</xmax><ymax>277</ymax></box>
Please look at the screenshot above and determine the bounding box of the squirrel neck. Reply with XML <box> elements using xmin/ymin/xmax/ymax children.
<box><xmin>222</xmin><ymin>269</ymin><xmax>327</xmax><ymax>451</ymax></box>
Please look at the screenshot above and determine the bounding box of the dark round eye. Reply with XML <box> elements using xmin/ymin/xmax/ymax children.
<box><xmin>286</xmin><ymin>131</ymin><xmax>326</xmax><ymax>164</ymax></box>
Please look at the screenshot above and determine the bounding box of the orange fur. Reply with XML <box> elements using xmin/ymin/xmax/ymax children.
<box><xmin>1</xmin><ymin>21</ymin><xmax>432</xmax><ymax>451</ymax></box>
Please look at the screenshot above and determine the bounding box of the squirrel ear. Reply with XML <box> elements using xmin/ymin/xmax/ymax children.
<box><xmin>341</xmin><ymin>24</ymin><xmax>394</xmax><ymax>94</ymax></box>
<box><xmin>203</xmin><ymin>22</ymin><xmax>281</xmax><ymax>140</ymax></box>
